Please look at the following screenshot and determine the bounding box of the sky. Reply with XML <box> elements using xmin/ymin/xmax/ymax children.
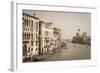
<box><xmin>23</xmin><ymin>10</ymin><xmax>91</xmax><ymax>39</ymax></box>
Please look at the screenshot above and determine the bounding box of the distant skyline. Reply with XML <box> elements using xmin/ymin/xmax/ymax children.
<box><xmin>23</xmin><ymin>10</ymin><xmax>91</xmax><ymax>39</ymax></box>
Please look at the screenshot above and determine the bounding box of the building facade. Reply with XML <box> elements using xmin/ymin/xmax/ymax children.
<box><xmin>39</xmin><ymin>21</ymin><xmax>54</xmax><ymax>54</ymax></box>
<box><xmin>53</xmin><ymin>27</ymin><xmax>62</xmax><ymax>49</ymax></box>
<box><xmin>22</xmin><ymin>13</ymin><xmax>39</xmax><ymax>60</ymax></box>
<box><xmin>22</xmin><ymin>13</ymin><xmax>62</xmax><ymax>62</ymax></box>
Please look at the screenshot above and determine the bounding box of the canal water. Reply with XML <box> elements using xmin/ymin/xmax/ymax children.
<box><xmin>44</xmin><ymin>41</ymin><xmax>91</xmax><ymax>61</ymax></box>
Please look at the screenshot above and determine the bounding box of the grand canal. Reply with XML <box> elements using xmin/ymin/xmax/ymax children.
<box><xmin>44</xmin><ymin>41</ymin><xmax>91</xmax><ymax>61</ymax></box>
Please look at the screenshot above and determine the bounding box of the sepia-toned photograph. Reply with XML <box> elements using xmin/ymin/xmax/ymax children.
<box><xmin>22</xmin><ymin>10</ymin><xmax>91</xmax><ymax>63</ymax></box>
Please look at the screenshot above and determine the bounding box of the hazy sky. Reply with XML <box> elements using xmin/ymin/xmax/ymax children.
<box><xmin>23</xmin><ymin>10</ymin><xmax>91</xmax><ymax>39</ymax></box>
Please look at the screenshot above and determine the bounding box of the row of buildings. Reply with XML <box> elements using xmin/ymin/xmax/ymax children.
<box><xmin>22</xmin><ymin>13</ymin><xmax>62</xmax><ymax>61</ymax></box>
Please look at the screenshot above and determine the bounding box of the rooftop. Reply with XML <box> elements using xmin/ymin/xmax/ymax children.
<box><xmin>23</xmin><ymin>13</ymin><xmax>39</xmax><ymax>20</ymax></box>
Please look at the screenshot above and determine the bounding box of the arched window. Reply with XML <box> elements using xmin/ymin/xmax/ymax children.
<box><xmin>24</xmin><ymin>18</ymin><xmax>26</xmax><ymax>26</ymax></box>
<box><xmin>27</xmin><ymin>33</ymin><xmax>28</xmax><ymax>39</ymax></box>
<box><xmin>25</xmin><ymin>33</ymin><xmax>27</xmax><ymax>40</ymax></box>
<box><xmin>28</xmin><ymin>20</ymin><xmax>30</xmax><ymax>27</ymax></box>
<box><xmin>31</xmin><ymin>48</ymin><xmax>33</xmax><ymax>51</ymax></box>
<box><xmin>27</xmin><ymin>19</ymin><xmax>28</xmax><ymax>26</ymax></box>
<box><xmin>28</xmin><ymin>33</ymin><xmax>30</xmax><ymax>39</ymax></box>
<box><xmin>31</xmin><ymin>21</ymin><xmax>33</xmax><ymax>27</ymax></box>
<box><xmin>31</xmin><ymin>34</ymin><xmax>33</xmax><ymax>39</ymax></box>
<box><xmin>24</xmin><ymin>33</ymin><xmax>26</xmax><ymax>39</ymax></box>
<box><xmin>31</xmin><ymin>41</ymin><xmax>33</xmax><ymax>46</ymax></box>
<box><xmin>23</xmin><ymin>45</ymin><xmax>27</xmax><ymax>56</ymax></box>
<box><xmin>28</xmin><ymin>47</ymin><xmax>30</xmax><ymax>52</ymax></box>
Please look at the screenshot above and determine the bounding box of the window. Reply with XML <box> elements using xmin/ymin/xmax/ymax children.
<box><xmin>23</xmin><ymin>45</ymin><xmax>27</xmax><ymax>56</ymax></box>
<box><xmin>26</xmin><ymin>33</ymin><xmax>30</xmax><ymax>40</ymax></box>
<box><xmin>36</xmin><ymin>22</ymin><xmax>38</xmax><ymax>32</ymax></box>
<box><xmin>31</xmin><ymin>48</ymin><xmax>33</xmax><ymax>51</ymax></box>
<box><xmin>29</xmin><ymin>33</ymin><xmax>30</xmax><ymax>39</ymax></box>
<box><xmin>25</xmin><ymin>33</ymin><xmax>26</xmax><ymax>39</ymax></box>
<box><xmin>26</xmin><ymin>33</ymin><xmax>28</xmax><ymax>39</ymax></box>
<box><xmin>31</xmin><ymin>41</ymin><xmax>33</xmax><ymax>46</ymax></box>
<box><xmin>31</xmin><ymin>21</ymin><xmax>33</xmax><ymax>27</ymax></box>
<box><xmin>31</xmin><ymin>34</ymin><xmax>33</xmax><ymax>39</ymax></box>
<box><xmin>27</xmin><ymin>19</ymin><xmax>28</xmax><ymax>26</ymax></box>
<box><xmin>31</xmin><ymin>21</ymin><xmax>33</xmax><ymax>31</ymax></box>
<box><xmin>29</xmin><ymin>20</ymin><xmax>30</xmax><ymax>27</ymax></box>
<box><xmin>28</xmin><ymin>47</ymin><xmax>30</xmax><ymax>52</ymax></box>
<box><xmin>36</xmin><ymin>41</ymin><xmax>38</xmax><ymax>46</ymax></box>
<box><xmin>45</xmin><ymin>39</ymin><xmax>49</xmax><ymax>43</ymax></box>
<box><xmin>24</xmin><ymin>18</ymin><xmax>26</xmax><ymax>26</ymax></box>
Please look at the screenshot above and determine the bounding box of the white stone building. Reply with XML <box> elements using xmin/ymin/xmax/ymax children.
<box><xmin>39</xmin><ymin>21</ymin><xmax>54</xmax><ymax>54</ymax></box>
<box><xmin>22</xmin><ymin>13</ymin><xmax>39</xmax><ymax>59</ymax></box>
